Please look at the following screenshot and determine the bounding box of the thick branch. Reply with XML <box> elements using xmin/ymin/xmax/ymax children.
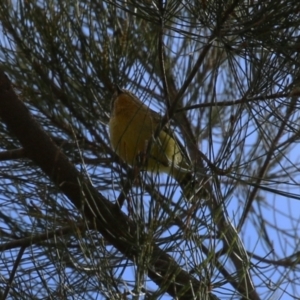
<box><xmin>0</xmin><ymin>69</ymin><xmax>219</xmax><ymax>300</ymax></box>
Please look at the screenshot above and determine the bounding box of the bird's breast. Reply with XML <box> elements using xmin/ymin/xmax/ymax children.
<box><xmin>109</xmin><ymin>102</ymin><xmax>154</xmax><ymax>166</ymax></box>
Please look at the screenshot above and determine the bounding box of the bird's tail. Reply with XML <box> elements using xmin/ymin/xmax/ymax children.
<box><xmin>174</xmin><ymin>170</ymin><xmax>208</xmax><ymax>201</ymax></box>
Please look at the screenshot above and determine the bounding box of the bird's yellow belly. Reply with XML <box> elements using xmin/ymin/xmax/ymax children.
<box><xmin>109</xmin><ymin>116</ymin><xmax>180</xmax><ymax>174</ymax></box>
<box><xmin>109</xmin><ymin>112</ymin><xmax>156</xmax><ymax>168</ymax></box>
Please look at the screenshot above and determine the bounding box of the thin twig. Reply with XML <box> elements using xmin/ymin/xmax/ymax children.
<box><xmin>2</xmin><ymin>246</ymin><xmax>26</xmax><ymax>299</ymax></box>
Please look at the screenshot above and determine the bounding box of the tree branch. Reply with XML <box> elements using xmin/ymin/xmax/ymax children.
<box><xmin>0</xmin><ymin>69</ymin><xmax>218</xmax><ymax>300</ymax></box>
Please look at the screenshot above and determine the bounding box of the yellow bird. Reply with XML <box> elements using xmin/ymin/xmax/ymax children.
<box><xmin>109</xmin><ymin>86</ymin><xmax>197</xmax><ymax>197</ymax></box>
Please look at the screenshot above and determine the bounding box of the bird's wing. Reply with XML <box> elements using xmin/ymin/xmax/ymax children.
<box><xmin>150</xmin><ymin>110</ymin><xmax>192</xmax><ymax>170</ymax></box>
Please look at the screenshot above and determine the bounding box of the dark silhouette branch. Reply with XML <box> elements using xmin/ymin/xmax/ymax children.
<box><xmin>0</xmin><ymin>69</ymin><xmax>218</xmax><ymax>300</ymax></box>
